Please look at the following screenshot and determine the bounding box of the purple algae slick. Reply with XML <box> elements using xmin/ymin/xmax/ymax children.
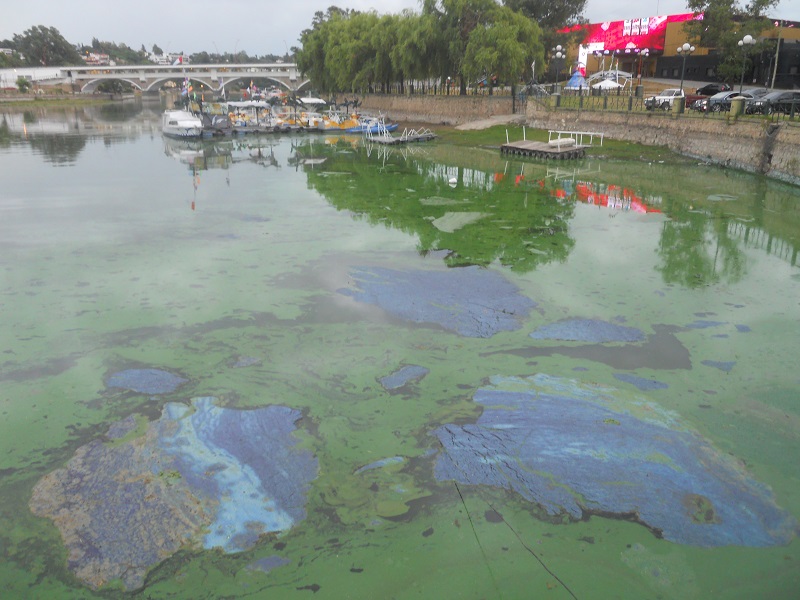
<box><xmin>338</xmin><ymin>266</ymin><xmax>536</xmax><ymax>338</ymax></box>
<box><xmin>29</xmin><ymin>397</ymin><xmax>317</xmax><ymax>591</ymax></box>
<box><xmin>433</xmin><ymin>374</ymin><xmax>796</xmax><ymax>548</ymax></box>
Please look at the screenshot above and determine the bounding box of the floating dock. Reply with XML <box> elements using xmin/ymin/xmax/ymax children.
<box><xmin>501</xmin><ymin>139</ymin><xmax>587</xmax><ymax>159</ymax></box>
<box><xmin>501</xmin><ymin>129</ymin><xmax>603</xmax><ymax>160</ymax></box>
<box><xmin>367</xmin><ymin>127</ymin><xmax>437</xmax><ymax>145</ymax></box>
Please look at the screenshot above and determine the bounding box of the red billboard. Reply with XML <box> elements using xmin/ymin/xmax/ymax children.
<box><xmin>561</xmin><ymin>13</ymin><xmax>701</xmax><ymax>53</ymax></box>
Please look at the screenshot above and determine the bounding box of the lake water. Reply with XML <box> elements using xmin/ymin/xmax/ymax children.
<box><xmin>1</xmin><ymin>100</ymin><xmax>799</xmax><ymax>599</ymax></box>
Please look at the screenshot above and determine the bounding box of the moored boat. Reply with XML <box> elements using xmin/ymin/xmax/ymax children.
<box><xmin>161</xmin><ymin>109</ymin><xmax>203</xmax><ymax>139</ymax></box>
<box><xmin>345</xmin><ymin>116</ymin><xmax>399</xmax><ymax>135</ymax></box>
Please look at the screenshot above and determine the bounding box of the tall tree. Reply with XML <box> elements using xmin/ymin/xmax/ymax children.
<box><xmin>391</xmin><ymin>11</ymin><xmax>442</xmax><ymax>92</ymax></box>
<box><xmin>502</xmin><ymin>0</ymin><xmax>587</xmax><ymax>30</ymax></box>
<box><xmin>684</xmin><ymin>0</ymin><xmax>776</xmax><ymax>82</ymax></box>
<box><xmin>14</xmin><ymin>25</ymin><xmax>82</xmax><ymax>66</ymax></box>
<box><xmin>463</xmin><ymin>7</ymin><xmax>543</xmax><ymax>92</ymax></box>
<box><xmin>296</xmin><ymin>7</ymin><xmax>353</xmax><ymax>93</ymax></box>
<box><xmin>422</xmin><ymin>0</ymin><xmax>499</xmax><ymax>94</ymax></box>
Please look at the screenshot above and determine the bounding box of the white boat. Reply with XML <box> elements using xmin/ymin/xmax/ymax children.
<box><xmin>161</xmin><ymin>109</ymin><xmax>203</xmax><ymax>138</ymax></box>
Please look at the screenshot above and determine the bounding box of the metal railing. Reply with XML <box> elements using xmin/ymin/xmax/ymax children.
<box><xmin>544</xmin><ymin>87</ymin><xmax>797</xmax><ymax>122</ymax></box>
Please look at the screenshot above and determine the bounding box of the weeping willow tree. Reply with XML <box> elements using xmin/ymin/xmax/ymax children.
<box><xmin>296</xmin><ymin>1</ymin><xmax>545</xmax><ymax>95</ymax></box>
<box><xmin>683</xmin><ymin>0</ymin><xmax>776</xmax><ymax>82</ymax></box>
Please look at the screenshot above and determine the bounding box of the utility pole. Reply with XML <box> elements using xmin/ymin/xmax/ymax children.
<box><xmin>770</xmin><ymin>21</ymin><xmax>782</xmax><ymax>90</ymax></box>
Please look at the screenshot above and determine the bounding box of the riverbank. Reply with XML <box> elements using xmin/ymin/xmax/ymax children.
<box><xmin>359</xmin><ymin>93</ymin><xmax>800</xmax><ymax>186</ymax></box>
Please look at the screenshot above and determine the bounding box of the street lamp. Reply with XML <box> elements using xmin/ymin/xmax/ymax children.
<box><xmin>551</xmin><ymin>45</ymin><xmax>565</xmax><ymax>82</ymax></box>
<box><xmin>637</xmin><ymin>48</ymin><xmax>650</xmax><ymax>84</ymax></box>
<box><xmin>592</xmin><ymin>49</ymin><xmax>610</xmax><ymax>74</ymax></box>
<box><xmin>676</xmin><ymin>42</ymin><xmax>695</xmax><ymax>93</ymax></box>
<box><xmin>737</xmin><ymin>34</ymin><xmax>756</xmax><ymax>93</ymax></box>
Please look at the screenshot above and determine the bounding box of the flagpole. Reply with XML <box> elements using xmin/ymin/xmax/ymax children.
<box><xmin>770</xmin><ymin>21</ymin><xmax>782</xmax><ymax>90</ymax></box>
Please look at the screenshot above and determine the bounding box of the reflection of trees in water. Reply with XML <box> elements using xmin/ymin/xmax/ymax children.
<box><xmin>27</xmin><ymin>134</ymin><xmax>87</xmax><ymax>165</ymax></box>
<box><xmin>300</xmin><ymin>141</ymin><xmax>575</xmax><ymax>273</ymax></box>
<box><xmin>656</xmin><ymin>205</ymin><xmax>746</xmax><ymax>288</ymax></box>
<box><xmin>0</xmin><ymin>117</ymin><xmax>10</xmax><ymax>147</ymax></box>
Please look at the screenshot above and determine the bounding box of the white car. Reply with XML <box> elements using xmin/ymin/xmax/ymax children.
<box><xmin>645</xmin><ymin>88</ymin><xmax>685</xmax><ymax>110</ymax></box>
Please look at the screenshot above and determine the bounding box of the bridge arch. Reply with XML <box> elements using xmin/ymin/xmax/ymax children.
<box><xmin>79</xmin><ymin>78</ymin><xmax>144</xmax><ymax>93</ymax></box>
<box><xmin>66</xmin><ymin>63</ymin><xmax>310</xmax><ymax>95</ymax></box>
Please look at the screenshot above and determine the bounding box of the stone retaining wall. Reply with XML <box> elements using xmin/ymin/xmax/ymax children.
<box><xmin>525</xmin><ymin>103</ymin><xmax>800</xmax><ymax>185</ymax></box>
<box><xmin>358</xmin><ymin>94</ymin><xmax>800</xmax><ymax>185</ymax></box>
<box><xmin>360</xmin><ymin>94</ymin><xmax>514</xmax><ymax>126</ymax></box>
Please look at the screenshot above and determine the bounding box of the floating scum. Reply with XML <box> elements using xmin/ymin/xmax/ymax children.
<box><xmin>29</xmin><ymin>397</ymin><xmax>318</xmax><ymax>591</ymax></box>
<box><xmin>433</xmin><ymin>374</ymin><xmax>797</xmax><ymax>548</ymax></box>
<box><xmin>337</xmin><ymin>266</ymin><xmax>537</xmax><ymax>338</ymax></box>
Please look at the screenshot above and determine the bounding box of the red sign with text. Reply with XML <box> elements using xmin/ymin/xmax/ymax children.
<box><xmin>561</xmin><ymin>13</ymin><xmax>701</xmax><ymax>53</ymax></box>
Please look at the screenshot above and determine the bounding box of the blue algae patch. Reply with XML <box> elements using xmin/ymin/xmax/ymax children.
<box><xmin>613</xmin><ymin>373</ymin><xmax>669</xmax><ymax>391</ymax></box>
<box><xmin>530</xmin><ymin>319</ymin><xmax>645</xmax><ymax>343</ymax></box>
<box><xmin>246</xmin><ymin>556</ymin><xmax>291</xmax><ymax>573</ymax></box>
<box><xmin>735</xmin><ymin>324</ymin><xmax>752</xmax><ymax>333</ymax></box>
<box><xmin>379</xmin><ymin>365</ymin><xmax>430</xmax><ymax>391</ymax></box>
<box><xmin>684</xmin><ymin>320</ymin><xmax>726</xmax><ymax>330</ymax></box>
<box><xmin>105</xmin><ymin>368</ymin><xmax>187</xmax><ymax>394</ymax></box>
<box><xmin>29</xmin><ymin>397</ymin><xmax>317</xmax><ymax>591</ymax></box>
<box><xmin>355</xmin><ymin>456</ymin><xmax>405</xmax><ymax>474</ymax></box>
<box><xmin>433</xmin><ymin>374</ymin><xmax>796</xmax><ymax>548</ymax></box>
<box><xmin>701</xmin><ymin>360</ymin><xmax>736</xmax><ymax>372</ymax></box>
<box><xmin>105</xmin><ymin>414</ymin><xmax>138</xmax><ymax>439</ymax></box>
<box><xmin>337</xmin><ymin>266</ymin><xmax>536</xmax><ymax>338</ymax></box>
<box><xmin>159</xmin><ymin>398</ymin><xmax>318</xmax><ymax>553</ymax></box>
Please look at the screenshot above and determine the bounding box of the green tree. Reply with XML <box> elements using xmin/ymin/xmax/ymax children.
<box><xmin>191</xmin><ymin>51</ymin><xmax>211</xmax><ymax>64</ymax></box>
<box><xmin>0</xmin><ymin>51</ymin><xmax>23</xmax><ymax>68</ymax></box>
<box><xmin>297</xmin><ymin>7</ymin><xmax>353</xmax><ymax>93</ymax></box>
<box><xmin>16</xmin><ymin>76</ymin><xmax>32</xmax><ymax>93</ymax></box>
<box><xmin>502</xmin><ymin>0</ymin><xmax>587</xmax><ymax>30</ymax></box>
<box><xmin>152</xmin><ymin>43</ymin><xmax>163</xmax><ymax>55</ymax></box>
<box><xmin>369</xmin><ymin>14</ymin><xmax>400</xmax><ymax>93</ymax></box>
<box><xmin>463</xmin><ymin>6</ymin><xmax>542</xmax><ymax>93</ymax></box>
<box><xmin>422</xmin><ymin>0</ymin><xmax>501</xmax><ymax>94</ymax></box>
<box><xmin>390</xmin><ymin>11</ymin><xmax>442</xmax><ymax>93</ymax></box>
<box><xmin>13</xmin><ymin>25</ymin><xmax>82</xmax><ymax>66</ymax></box>
<box><xmin>684</xmin><ymin>0</ymin><xmax>776</xmax><ymax>82</ymax></box>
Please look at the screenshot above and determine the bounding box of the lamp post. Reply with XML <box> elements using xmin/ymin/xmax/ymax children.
<box><xmin>637</xmin><ymin>48</ymin><xmax>650</xmax><ymax>84</ymax></box>
<box><xmin>737</xmin><ymin>34</ymin><xmax>756</xmax><ymax>93</ymax></box>
<box><xmin>676</xmin><ymin>42</ymin><xmax>695</xmax><ymax>93</ymax></box>
<box><xmin>446</xmin><ymin>76</ymin><xmax>451</xmax><ymax>95</ymax></box>
<box><xmin>592</xmin><ymin>49</ymin><xmax>610</xmax><ymax>75</ymax></box>
<box><xmin>551</xmin><ymin>45</ymin><xmax>565</xmax><ymax>83</ymax></box>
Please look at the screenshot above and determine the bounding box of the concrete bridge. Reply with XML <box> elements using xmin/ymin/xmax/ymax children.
<box><xmin>61</xmin><ymin>63</ymin><xmax>310</xmax><ymax>94</ymax></box>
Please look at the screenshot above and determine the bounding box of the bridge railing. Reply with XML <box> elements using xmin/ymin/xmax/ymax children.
<box><xmin>66</xmin><ymin>63</ymin><xmax>299</xmax><ymax>77</ymax></box>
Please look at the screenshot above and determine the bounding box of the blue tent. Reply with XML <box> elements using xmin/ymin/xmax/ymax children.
<box><xmin>565</xmin><ymin>71</ymin><xmax>588</xmax><ymax>91</ymax></box>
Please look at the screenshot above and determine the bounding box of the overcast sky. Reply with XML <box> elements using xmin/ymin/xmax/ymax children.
<box><xmin>1</xmin><ymin>0</ymin><xmax>797</xmax><ymax>57</ymax></box>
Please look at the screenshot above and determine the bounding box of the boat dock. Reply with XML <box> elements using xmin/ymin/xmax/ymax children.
<box><xmin>367</xmin><ymin>127</ymin><xmax>437</xmax><ymax>145</ymax></box>
<box><xmin>500</xmin><ymin>129</ymin><xmax>603</xmax><ymax>160</ymax></box>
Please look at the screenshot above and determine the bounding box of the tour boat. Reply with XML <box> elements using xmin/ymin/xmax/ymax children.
<box><xmin>345</xmin><ymin>116</ymin><xmax>399</xmax><ymax>134</ymax></box>
<box><xmin>161</xmin><ymin>109</ymin><xmax>203</xmax><ymax>138</ymax></box>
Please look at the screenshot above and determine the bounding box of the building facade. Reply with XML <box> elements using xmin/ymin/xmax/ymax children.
<box><xmin>561</xmin><ymin>14</ymin><xmax>799</xmax><ymax>89</ymax></box>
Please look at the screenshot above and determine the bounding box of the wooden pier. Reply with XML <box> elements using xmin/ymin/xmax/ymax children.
<box><xmin>501</xmin><ymin>129</ymin><xmax>603</xmax><ymax>160</ymax></box>
<box><xmin>500</xmin><ymin>139</ymin><xmax>587</xmax><ymax>159</ymax></box>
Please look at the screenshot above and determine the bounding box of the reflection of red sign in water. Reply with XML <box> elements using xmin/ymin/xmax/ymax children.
<box><xmin>560</xmin><ymin>13</ymin><xmax>700</xmax><ymax>52</ymax></box>
<box><xmin>574</xmin><ymin>182</ymin><xmax>661</xmax><ymax>213</ymax></box>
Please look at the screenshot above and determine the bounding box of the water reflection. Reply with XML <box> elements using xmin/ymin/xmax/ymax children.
<box><xmin>286</xmin><ymin>137</ymin><xmax>799</xmax><ymax>282</ymax></box>
<box><xmin>1</xmin><ymin>106</ymin><xmax>798</xmax><ymax>599</ymax></box>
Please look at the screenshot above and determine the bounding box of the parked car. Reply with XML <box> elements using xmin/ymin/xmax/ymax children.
<box><xmin>692</xmin><ymin>90</ymin><xmax>740</xmax><ymax>112</ymax></box>
<box><xmin>645</xmin><ymin>88</ymin><xmax>684</xmax><ymax>110</ymax></box>
<box><xmin>717</xmin><ymin>88</ymin><xmax>769</xmax><ymax>112</ymax></box>
<box><xmin>696</xmin><ymin>82</ymin><xmax>732</xmax><ymax>96</ymax></box>
<box><xmin>747</xmin><ymin>90</ymin><xmax>800</xmax><ymax>115</ymax></box>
